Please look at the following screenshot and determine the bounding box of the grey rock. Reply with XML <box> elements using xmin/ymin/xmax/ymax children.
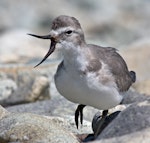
<box><xmin>6</xmin><ymin>99</ymin><xmax>93</xmax><ymax>135</ymax></box>
<box><xmin>0</xmin><ymin>72</ymin><xmax>7</xmax><ymax>79</ymax></box>
<box><xmin>120</xmin><ymin>40</ymin><xmax>150</xmax><ymax>95</ymax></box>
<box><xmin>6</xmin><ymin>100</ymin><xmax>53</xmax><ymax>116</ymax></box>
<box><xmin>64</xmin><ymin>115</ymin><xmax>92</xmax><ymax>135</ymax></box>
<box><xmin>0</xmin><ymin>112</ymin><xmax>79</xmax><ymax>143</ymax></box>
<box><xmin>91</xmin><ymin>100</ymin><xmax>150</xmax><ymax>143</ymax></box>
<box><xmin>121</xmin><ymin>90</ymin><xmax>149</xmax><ymax>104</ymax></box>
<box><xmin>27</xmin><ymin>76</ymin><xmax>50</xmax><ymax>101</ymax></box>
<box><xmin>0</xmin><ymin>79</ymin><xmax>17</xmax><ymax>101</ymax></box>
<box><xmin>0</xmin><ymin>105</ymin><xmax>9</xmax><ymax>119</ymax></box>
<box><xmin>5</xmin><ymin>75</ymin><xmax>50</xmax><ymax>106</ymax></box>
<box><xmin>7</xmin><ymin>101</ymin><xmax>93</xmax><ymax>135</ymax></box>
<box><xmin>0</xmin><ymin>65</ymin><xmax>53</xmax><ymax>106</ymax></box>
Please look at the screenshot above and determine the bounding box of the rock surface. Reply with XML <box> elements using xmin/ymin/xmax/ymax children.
<box><xmin>0</xmin><ymin>79</ymin><xmax>17</xmax><ymax>101</ymax></box>
<box><xmin>120</xmin><ymin>39</ymin><xmax>150</xmax><ymax>95</ymax></box>
<box><xmin>0</xmin><ymin>65</ymin><xmax>53</xmax><ymax>106</ymax></box>
<box><xmin>6</xmin><ymin>89</ymin><xmax>150</xmax><ymax>141</ymax></box>
<box><xmin>6</xmin><ymin>97</ymin><xmax>94</xmax><ymax>135</ymax></box>
<box><xmin>0</xmin><ymin>105</ymin><xmax>9</xmax><ymax>120</ymax></box>
<box><xmin>91</xmin><ymin>100</ymin><xmax>150</xmax><ymax>143</ymax></box>
<box><xmin>0</xmin><ymin>106</ymin><xmax>79</xmax><ymax>143</ymax></box>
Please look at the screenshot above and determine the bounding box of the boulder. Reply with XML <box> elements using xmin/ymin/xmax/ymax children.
<box><xmin>0</xmin><ymin>65</ymin><xmax>53</xmax><ymax>106</ymax></box>
<box><xmin>0</xmin><ymin>107</ymin><xmax>79</xmax><ymax>143</ymax></box>
<box><xmin>6</xmin><ymin>99</ymin><xmax>93</xmax><ymax>135</ymax></box>
<box><xmin>91</xmin><ymin>100</ymin><xmax>150</xmax><ymax>143</ymax></box>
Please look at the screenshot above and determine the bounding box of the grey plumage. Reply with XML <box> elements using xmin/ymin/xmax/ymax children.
<box><xmin>88</xmin><ymin>45</ymin><xmax>135</xmax><ymax>92</ymax></box>
<box><xmin>51</xmin><ymin>15</ymin><xmax>82</xmax><ymax>30</ymax></box>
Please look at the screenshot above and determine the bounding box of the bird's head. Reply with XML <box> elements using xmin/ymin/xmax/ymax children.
<box><xmin>28</xmin><ymin>15</ymin><xmax>85</xmax><ymax>67</ymax></box>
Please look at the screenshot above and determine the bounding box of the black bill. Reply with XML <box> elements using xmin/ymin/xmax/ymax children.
<box><xmin>28</xmin><ymin>33</ymin><xmax>56</xmax><ymax>67</ymax></box>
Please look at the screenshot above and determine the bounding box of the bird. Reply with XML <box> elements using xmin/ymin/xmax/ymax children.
<box><xmin>28</xmin><ymin>15</ymin><xmax>136</xmax><ymax>138</ymax></box>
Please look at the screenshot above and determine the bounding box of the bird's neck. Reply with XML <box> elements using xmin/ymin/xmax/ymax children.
<box><xmin>61</xmin><ymin>42</ymin><xmax>88</xmax><ymax>71</ymax></box>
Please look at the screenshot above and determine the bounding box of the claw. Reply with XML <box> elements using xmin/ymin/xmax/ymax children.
<box><xmin>75</xmin><ymin>104</ymin><xmax>86</xmax><ymax>129</ymax></box>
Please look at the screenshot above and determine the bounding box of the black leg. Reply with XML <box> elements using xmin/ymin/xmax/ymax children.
<box><xmin>94</xmin><ymin>110</ymin><xmax>108</xmax><ymax>138</ymax></box>
<box><xmin>75</xmin><ymin>104</ymin><xmax>86</xmax><ymax>129</ymax></box>
<box><xmin>102</xmin><ymin>110</ymin><xmax>108</xmax><ymax>117</ymax></box>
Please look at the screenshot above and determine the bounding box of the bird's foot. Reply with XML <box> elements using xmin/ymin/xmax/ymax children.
<box><xmin>75</xmin><ymin>104</ymin><xmax>86</xmax><ymax>129</ymax></box>
<box><xmin>83</xmin><ymin>110</ymin><xmax>121</xmax><ymax>142</ymax></box>
<box><xmin>92</xmin><ymin>110</ymin><xmax>121</xmax><ymax>139</ymax></box>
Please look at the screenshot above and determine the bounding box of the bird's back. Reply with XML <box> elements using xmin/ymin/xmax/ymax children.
<box><xmin>87</xmin><ymin>45</ymin><xmax>136</xmax><ymax>92</ymax></box>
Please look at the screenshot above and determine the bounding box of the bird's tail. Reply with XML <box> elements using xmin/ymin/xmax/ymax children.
<box><xmin>129</xmin><ymin>71</ymin><xmax>136</xmax><ymax>83</ymax></box>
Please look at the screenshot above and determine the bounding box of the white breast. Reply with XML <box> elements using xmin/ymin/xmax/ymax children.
<box><xmin>54</xmin><ymin>61</ymin><xmax>123</xmax><ymax>110</ymax></box>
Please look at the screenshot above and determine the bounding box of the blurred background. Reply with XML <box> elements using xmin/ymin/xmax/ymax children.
<box><xmin>0</xmin><ymin>0</ymin><xmax>150</xmax><ymax>100</ymax></box>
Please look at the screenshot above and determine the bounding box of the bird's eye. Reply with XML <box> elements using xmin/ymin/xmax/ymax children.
<box><xmin>65</xmin><ymin>30</ymin><xmax>73</xmax><ymax>35</ymax></box>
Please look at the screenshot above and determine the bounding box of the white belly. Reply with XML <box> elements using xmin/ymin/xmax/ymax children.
<box><xmin>54</xmin><ymin>65</ymin><xmax>123</xmax><ymax>110</ymax></box>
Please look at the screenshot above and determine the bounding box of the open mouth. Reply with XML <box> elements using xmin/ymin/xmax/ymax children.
<box><xmin>28</xmin><ymin>33</ymin><xmax>56</xmax><ymax>67</ymax></box>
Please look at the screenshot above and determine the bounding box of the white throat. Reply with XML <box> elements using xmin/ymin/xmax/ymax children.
<box><xmin>60</xmin><ymin>42</ymin><xmax>88</xmax><ymax>72</ymax></box>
